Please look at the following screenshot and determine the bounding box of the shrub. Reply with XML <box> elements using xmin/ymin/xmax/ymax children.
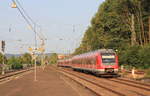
<box><xmin>119</xmin><ymin>46</ymin><xmax>141</xmax><ymax>68</ymax></box>
<box><xmin>145</xmin><ymin>69</ymin><xmax>150</xmax><ymax>78</ymax></box>
<box><xmin>7</xmin><ymin>56</ymin><xmax>23</xmax><ymax>70</ymax></box>
<box><xmin>138</xmin><ymin>45</ymin><xmax>150</xmax><ymax>69</ymax></box>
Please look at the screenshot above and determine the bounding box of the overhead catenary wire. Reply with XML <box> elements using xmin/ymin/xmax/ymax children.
<box><xmin>15</xmin><ymin>0</ymin><xmax>35</xmax><ymax>25</ymax></box>
<box><xmin>15</xmin><ymin>0</ymin><xmax>46</xmax><ymax>41</ymax></box>
<box><xmin>12</xmin><ymin>0</ymin><xmax>33</xmax><ymax>30</ymax></box>
<box><xmin>11</xmin><ymin>0</ymin><xmax>44</xmax><ymax>47</ymax></box>
<box><xmin>11</xmin><ymin>0</ymin><xmax>40</xmax><ymax>81</ymax></box>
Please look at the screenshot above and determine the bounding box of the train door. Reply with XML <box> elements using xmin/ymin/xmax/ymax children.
<box><xmin>96</xmin><ymin>55</ymin><xmax>102</xmax><ymax>69</ymax></box>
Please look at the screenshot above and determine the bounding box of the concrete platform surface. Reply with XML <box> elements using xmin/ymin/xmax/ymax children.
<box><xmin>0</xmin><ymin>66</ymin><xmax>79</xmax><ymax>96</ymax></box>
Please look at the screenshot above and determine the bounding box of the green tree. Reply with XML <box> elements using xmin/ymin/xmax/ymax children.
<box><xmin>21</xmin><ymin>53</ymin><xmax>32</xmax><ymax>67</ymax></box>
<box><xmin>117</xmin><ymin>0</ymin><xmax>150</xmax><ymax>45</ymax></box>
<box><xmin>49</xmin><ymin>53</ymin><xmax>58</xmax><ymax>64</ymax></box>
<box><xmin>74</xmin><ymin>0</ymin><xmax>131</xmax><ymax>54</ymax></box>
<box><xmin>74</xmin><ymin>0</ymin><xmax>150</xmax><ymax>69</ymax></box>
<box><xmin>0</xmin><ymin>53</ymin><xmax>7</xmax><ymax>64</ymax></box>
<box><xmin>0</xmin><ymin>53</ymin><xmax>3</xmax><ymax>64</ymax></box>
<box><xmin>7</xmin><ymin>56</ymin><xmax>23</xmax><ymax>69</ymax></box>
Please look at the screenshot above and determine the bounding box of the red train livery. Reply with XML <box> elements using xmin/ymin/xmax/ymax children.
<box><xmin>58</xmin><ymin>49</ymin><xmax>119</xmax><ymax>76</ymax></box>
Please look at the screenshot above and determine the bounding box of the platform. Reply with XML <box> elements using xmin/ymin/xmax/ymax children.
<box><xmin>0</xmin><ymin>66</ymin><xmax>79</xmax><ymax>96</ymax></box>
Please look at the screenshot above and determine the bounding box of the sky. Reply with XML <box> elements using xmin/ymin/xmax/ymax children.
<box><xmin>0</xmin><ymin>0</ymin><xmax>105</xmax><ymax>54</ymax></box>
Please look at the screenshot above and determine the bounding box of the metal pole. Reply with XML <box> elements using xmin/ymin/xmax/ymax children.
<box><xmin>34</xmin><ymin>24</ymin><xmax>37</xmax><ymax>81</ymax></box>
<box><xmin>1</xmin><ymin>40</ymin><xmax>5</xmax><ymax>75</ymax></box>
<box><xmin>34</xmin><ymin>53</ymin><xmax>37</xmax><ymax>81</ymax></box>
<box><xmin>2</xmin><ymin>52</ymin><xmax>5</xmax><ymax>75</ymax></box>
<box><xmin>11</xmin><ymin>0</ymin><xmax>41</xmax><ymax>81</ymax></box>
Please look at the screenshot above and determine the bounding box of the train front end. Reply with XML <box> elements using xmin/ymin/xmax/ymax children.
<box><xmin>97</xmin><ymin>50</ymin><xmax>119</xmax><ymax>76</ymax></box>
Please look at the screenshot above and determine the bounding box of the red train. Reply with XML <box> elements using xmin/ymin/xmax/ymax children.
<box><xmin>58</xmin><ymin>49</ymin><xmax>119</xmax><ymax>76</ymax></box>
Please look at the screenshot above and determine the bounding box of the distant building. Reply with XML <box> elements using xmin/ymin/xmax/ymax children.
<box><xmin>57</xmin><ymin>54</ymin><xmax>70</xmax><ymax>59</ymax></box>
<box><xmin>57</xmin><ymin>54</ymin><xmax>65</xmax><ymax>59</ymax></box>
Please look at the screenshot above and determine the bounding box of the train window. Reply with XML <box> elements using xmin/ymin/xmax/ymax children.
<box><xmin>85</xmin><ymin>58</ymin><xmax>90</xmax><ymax>64</ymax></box>
<box><xmin>82</xmin><ymin>57</ymin><xmax>96</xmax><ymax>65</ymax></box>
<box><xmin>72</xmin><ymin>60</ymin><xmax>75</xmax><ymax>64</ymax></box>
<box><xmin>89</xmin><ymin>58</ymin><xmax>92</xmax><ymax>65</ymax></box>
<box><xmin>82</xmin><ymin>59</ymin><xmax>85</xmax><ymax>64</ymax></box>
<box><xmin>102</xmin><ymin>58</ymin><xmax>115</xmax><ymax>63</ymax></box>
<box><xmin>101</xmin><ymin>53</ymin><xmax>116</xmax><ymax>64</ymax></box>
<box><xmin>91</xmin><ymin>58</ymin><xmax>95</xmax><ymax>64</ymax></box>
<box><xmin>101</xmin><ymin>53</ymin><xmax>115</xmax><ymax>56</ymax></box>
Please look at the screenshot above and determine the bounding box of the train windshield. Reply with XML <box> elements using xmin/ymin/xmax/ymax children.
<box><xmin>101</xmin><ymin>53</ymin><xmax>115</xmax><ymax>65</ymax></box>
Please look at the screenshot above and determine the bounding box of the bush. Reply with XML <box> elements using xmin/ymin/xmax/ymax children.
<box><xmin>119</xmin><ymin>46</ymin><xmax>141</xmax><ymax>67</ymax></box>
<box><xmin>49</xmin><ymin>53</ymin><xmax>58</xmax><ymax>64</ymax></box>
<box><xmin>145</xmin><ymin>69</ymin><xmax>150</xmax><ymax>78</ymax></box>
<box><xmin>7</xmin><ymin>56</ymin><xmax>23</xmax><ymax>70</ymax></box>
<box><xmin>138</xmin><ymin>45</ymin><xmax>150</xmax><ymax>69</ymax></box>
<box><xmin>12</xmin><ymin>63</ymin><xmax>23</xmax><ymax>69</ymax></box>
<box><xmin>119</xmin><ymin>45</ymin><xmax>150</xmax><ymax>69</ymax></box>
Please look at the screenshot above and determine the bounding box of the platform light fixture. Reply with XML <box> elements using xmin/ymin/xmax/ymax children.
<box><xmin>11</xmin><ymin>2</ymin><xmax>17</xmax><ymax>8</ymax></box>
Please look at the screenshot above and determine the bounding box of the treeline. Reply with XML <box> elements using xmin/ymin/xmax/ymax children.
<box><xmin>0</xmin><ymin>53</ymin><xmax>52</xmax><ymax>73</ymax></box>
<box><xmin>0</xmin><ymin>53</ymin><xmax>33</xmax><ymax>70</ymax></box>
<box><xmin>74</xmin><ymin>0</ymin><xmax>150</xmax><ymax>69</ymax></box>
<box><xmin>0</xmin><ymin>52</ymin><xmax>57</xmax><ymax>71</ymax></box>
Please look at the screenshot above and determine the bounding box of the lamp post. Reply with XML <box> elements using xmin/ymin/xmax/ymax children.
<box><xmin>33</xmin><ymin>49</ymin><xmax>37</xmax><ymax>81</ymax></box>
<box><xmin>11</xmin><ymin>1</ymin><xmax>38</xmax><ymax>81</ymax></box>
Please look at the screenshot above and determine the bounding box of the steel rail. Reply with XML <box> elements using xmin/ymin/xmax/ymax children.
<box><xmin>52</xmin><ymin>66</ymin><xmax>125</xmax><ymax>96</ymax></box>
<box><xmin>0</xmin><ymin>68</ymin><xmax>33</xmax><ymax>82</ymax></box>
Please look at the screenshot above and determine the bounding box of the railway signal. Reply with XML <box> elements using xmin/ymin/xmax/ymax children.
<box><xmin>0</xmin><ymin>40</ymin><xmax>5</xmax><ymax>53</ymax></box>
<box><xmin>0</xmin><ymin>40</ymin><xmax>5</xmax><ymax>75</ymax></box>
<box><xmin>2</xmin><ymin>40</ymin><xmax>5</xmax><ymax>52</ymax></box>
<box><xmin>28</xmin><ymin>47</ymin><xmax>38</xmax><ymax>81</ymax></box>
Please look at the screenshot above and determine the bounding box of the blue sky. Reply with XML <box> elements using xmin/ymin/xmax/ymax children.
<box><xmin>0</xmin><ymin>0</ymin><xmax>105</xmax><ymax>54</ymax></box>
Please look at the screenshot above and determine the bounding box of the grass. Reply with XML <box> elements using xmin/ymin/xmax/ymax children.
<box><xmin>144</xmin><ymin>68</ymin><xmax>150</xmax><ymax>78</ymax></box>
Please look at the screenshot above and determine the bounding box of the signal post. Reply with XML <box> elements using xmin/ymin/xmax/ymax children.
<box><xmin>0</xmin><ymin>40</ymin><xmax>5</xmax><ymax>75</ymax></box>
<box><xmin>28</xmin><ymin>46</ymin><xmax>45</xmax><ymax>81</ymax></box>
<box><xmin>28</xmin><ymin>47</ymin><xmax>38</xmax><ymax>81</ymax></box>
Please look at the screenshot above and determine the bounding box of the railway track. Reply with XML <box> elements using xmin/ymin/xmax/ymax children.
<box><xmin>61</xmin><ymin>70</ymin><xmax>125</xmax><ymax>96</ymax></box>
<box><xmin>53</xmin><ymin>66</ymin><xmax>150</xmax><ymax>96</ymax></box>
<box><xmin>52</xmin><ymin>66</ymin><xmax>127</xmax><ymax>96</ymax></box>
<box><xmin>109</xmin><ymin>78</ymin><xmax>150</xmax><ymax>90</ymax></box>
<box><xmin>0</xmin><ymin>68</ymin><xmax>33</xmax><ymax>83</ymax></box>
<box><xmin>114</xmin><ymin>78</ymin><xmax>150</xmax><ymax>86</ymax></box>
